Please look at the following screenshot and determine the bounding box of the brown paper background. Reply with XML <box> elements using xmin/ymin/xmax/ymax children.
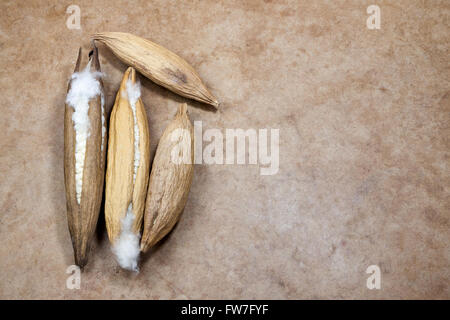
<box><xmin>0</xmin><ymin>0</ymin><xmax>448</xmax><ymax>299</ymax></box>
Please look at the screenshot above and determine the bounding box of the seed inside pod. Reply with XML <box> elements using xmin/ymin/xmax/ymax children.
<box><xmin>64</xmin><ymin>43</ymin><xmax>107</xmax><ymax>268</ymax></box>
<box><xmin>66</xmin><ymin>56</ymin><xmax>104</xmax><ymax>203</ymax></box>
<box><xmin>105</xmin><ymin>67</ymin><xmax>150</xmax><ymax>271</ymax></box>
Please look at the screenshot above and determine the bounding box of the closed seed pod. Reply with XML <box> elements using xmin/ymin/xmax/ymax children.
<box><xmin>64</xmin><ymin>44</ymin><xmax>107</xmax><ymax>268</ymax></box>
<box><xmin>105</xmin><ymin>67</ymin><xmax>150</xmax><ymax>271</ymax></box>
<box><xmin>93</xmin><ymin>32</ymin><xmax>219</xmax><ymax>108</ymax></box>
<box><xmin>141</xmin><ymin>103</ymin><xmax>194</xmax><ymax>253</ymax></box>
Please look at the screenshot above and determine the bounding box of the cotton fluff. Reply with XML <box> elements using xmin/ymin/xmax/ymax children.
<box><xmin>65</xmin><ymin>60</ymin><xmax>103</xmax><ymax>204</ymax></box>
<box><xmin>112</xmin><ymin>80</ymin><xmax>142</xmax><ymax>272</ymax></box>
<box><xmin>112</xmin><ymin>204</ymin><xmax>140</xmax><ymax>272</ymax></box>
<box><xmin>101</xmin><ymin>92</ymin><xmax>106</xmax><ymax>152</ymax></box>
<box><xmin>125</xmin><ymin>79</ymin><xmax>141</xmax><ymax>182</ymax></box>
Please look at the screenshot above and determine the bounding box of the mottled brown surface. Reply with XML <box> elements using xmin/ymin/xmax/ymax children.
<box><xmin>0</xmin><ymin>0</ymin><xmax>448</xmax><ymax>299</ymax></box>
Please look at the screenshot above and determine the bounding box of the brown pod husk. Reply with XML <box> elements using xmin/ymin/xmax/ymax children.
<box><xmin>64</xmin><ymin>44</ymin><xmax>107</xmax><ymax>268</ymax></box>
<box><xmin>141</xmin><ymin>103</ymin><xmax>194</xmax><ymax>252</ymax></box>
<box><xmin>93</xmin><ymin>32</ymin><xmax>219</xmax><ymax>108</ymax></box>
<box><xmin>105</xmin><ymin>67</ymin><xmax>150</xmax><ymax>271</ymax></box>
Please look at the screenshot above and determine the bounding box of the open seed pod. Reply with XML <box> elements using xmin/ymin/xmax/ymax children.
<box><xmin>64</xmin><ymin>43</ymin><xmax>106</xmax><ymax>268</ymax></box>
<box><xmin>141</xmin><ymin>103</ymin><xmax>194</xmax><ymax>253</ymax></box>
<box><xmin>105</xmin><ymin>67</ymin><xmax>150</xmax><ymax>271</ymax></box>
<box><xmin>93</xmin><ymin>32</ymin><xmax>219</xmax><ymax>108</ymax></box>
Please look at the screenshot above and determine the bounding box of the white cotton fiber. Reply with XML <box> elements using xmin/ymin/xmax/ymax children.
<box><xmin>110</xmin><ymin>80</ymin><xmax>142</xmax><ymax>271</ymax></box>
<box><xmin>125</xmin><ymin>79</ymin><xmax>141</xmax><ymax>182</ymax></box>
<box><xmin>100</xmin><ymin>92</ymin><xmax>106</xmax><ymax>152</ymax></box>
<box><xmin>112</xmin><ymin>204</ymin><xmax>140</xmax><ymax>272</ymax></box>
<box><xmin>65</xmin><ymin>60</ymin><xmax>103</xmax><ymax>204</ymax></box>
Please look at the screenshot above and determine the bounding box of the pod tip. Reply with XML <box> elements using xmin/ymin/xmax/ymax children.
<box><xmin>126</xmin><ymin>67</ymin><xmax>136</xmax><ymax>82</ymax></box>
<box><xmin>177</xmin><ymin>103</ymin><xmax>188</xmax><ymax>116</ymax></box>
<box><xmin>74</xmin><ymin>253</ymin><xmax>88</xmax><ymax>270</ymax></box>
<box><xmin>73</xmin><ymin>47</ymin><xmax>82</xmax><ymax>72</ymax></box>
<box><xmin>212</xmin><ymin>99</ymin><xmax>219</xmax><ymax>108</ymax></box>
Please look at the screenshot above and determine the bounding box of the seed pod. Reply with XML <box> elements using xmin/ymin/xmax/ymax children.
<box><xmin>93</xmin><ymin>32</ymin><xmax>219</xmax><ymax>108</ymax></box>
<box><xmin>141</xmin><ymin>103</ymin><xmax>194</xmax><ymax>252</ymax></box>
<box><xmin>105</xmin><ymin>67</ymin><xmax>150</xmax><ymax>271</ymax></box>
<box><xmin>64</xmin><ymin>44</ymin><xmax>106</xmax><ymax>268</ymax></box>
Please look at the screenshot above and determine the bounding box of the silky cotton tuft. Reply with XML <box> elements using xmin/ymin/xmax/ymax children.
<box><xmin>65</xmin><ymin>61</ymin><xmax>103</xmax><ymax>203</ymax></box>
<box><xmin>126</xmin><ymin>79</ymin><xmax>141</xmax><ymax>182</ymax></box>
<box><xmin>112</xmin><ymin>204</ymin><xmax>140</xmax><ymax>272</ymax></box>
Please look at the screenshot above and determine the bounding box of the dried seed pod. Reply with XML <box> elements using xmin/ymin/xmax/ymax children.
<box><xmin>64</xmin><ymin>44</ymin><xmax>106</xmax><ymax>268</ymax></box>
<box><xmin>93</xmin><ymin>32</ymin><xmax>219</xmax><ymax>108</ymax></box>
<box><xmin>105</xmin><ymin>67</ymin><xmax>150</xmax><ymax>271</ymax></box>
<box><xmin>141</xmin><ymin>103</ymin><xmax>194</xmax><ymax>252</ymax></box>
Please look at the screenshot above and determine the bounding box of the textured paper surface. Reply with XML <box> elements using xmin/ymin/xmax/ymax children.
<box><xmin>0</xmin><ymin>0</ymin><xmax>448</xmax><ymax>299</ymax></box>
